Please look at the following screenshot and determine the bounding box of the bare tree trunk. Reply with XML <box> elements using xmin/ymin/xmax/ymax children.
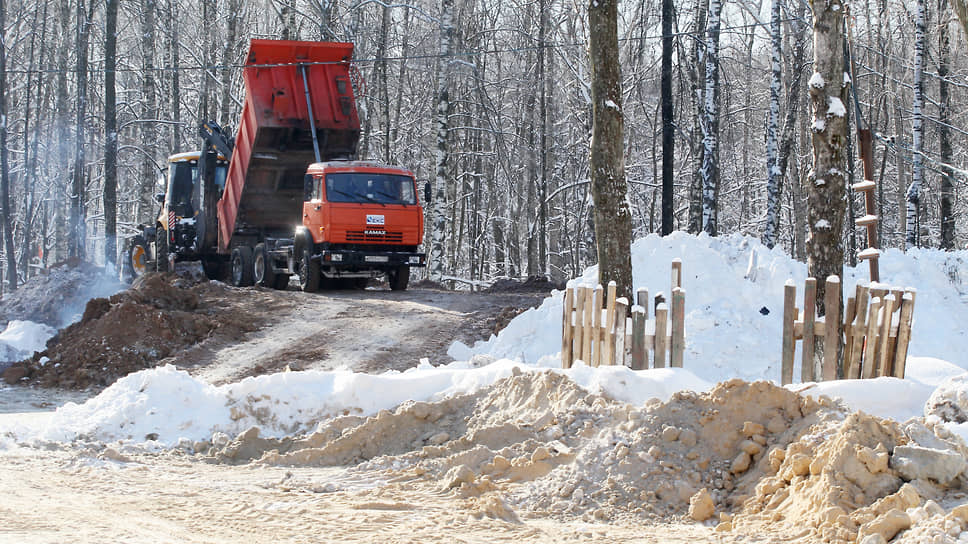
<box><xmin>906</xmin><ymin>0</ymin><xmax>926</xmax><ymax>249</ymax></box>
<box><xmin>939</xmin><ymin>0</ymin><xmax>955</xmax><ymax>249</ymax></box>
<box><xmin>588</xmin><ymin>0</ymin><xmax>633</xmax><ymax>299</ymax></box>
<box><xmin>430</xmin><ymin>0</ymin><xmax>455</xmax><ymax>281</ymax></box>
<box><xmin>660</xmin><ymin>0</ymin><xmax>675</xmax><ymax>235</ymax></box>
<box><xmin>685</xmin><ymin>0</ymin><xmax>706</xmax><ymax>234</ymax></box>
<box><xmin>0</xmin><ymin>0</ymin><xmax>16</xmax><ymax>289</ymax></box>
<box><xmin>104</xmin><ymin>0</ymin><xmax>120</xmax><ymax>269</ymax></box>
<box><xmin>141</xmin><ymin>0</ymin><xmax>158</xmax><ymax>223</ymax></box>
<box><xmin>807</xmin><ymin>0</ymin><xmax>848</xmax><ymax>313</ymax></box>
<box><xmin>69</xmin><ymin>0</ymin><xmax>95</xmax><ymax>260</ymax></box>
<box><xmin>700</xmin><ymin>0</ymin><xmax>723</xmax><ymax>236</ymax></box>
<box><xmin>762</xmin><ymin>0</ymin><xmax>783</xmax><ymax>248</ymax></box>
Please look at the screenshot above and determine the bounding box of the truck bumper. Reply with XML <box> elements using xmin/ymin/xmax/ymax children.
<box><xmin>318</xmin><ymin>249</ymin><xmax>426</xmax><ymax>268</ymax></box>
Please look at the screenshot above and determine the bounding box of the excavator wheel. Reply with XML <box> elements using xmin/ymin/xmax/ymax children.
<box><xmin>123</xmin><ymin>236</ymin><xmax>149</xmax><ymax>281</ymax></box>
<box><xmin>253</xmin><ymin>243</ymin><xmax>278</xmax><ymax>288</ymax></box>
<box><xmin>155</xmin><ymin>229</ymin><xmax>169</xmax><ymax>273</ymax></box>
<box><xmin>230</xmin><ymin>246</ymin><xmax>255</xmax><ymax>287</ymax></box>
<box><xmin>299</xmin><ymin>247</ymin><xmax>320</xmax><ymax>293</ymax></box>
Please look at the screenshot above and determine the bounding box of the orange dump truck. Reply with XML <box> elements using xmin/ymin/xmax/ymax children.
<box><xmin>124</xmin><ymin>39</ymin><xmax>426</xmax><ymax>291</ymax></box>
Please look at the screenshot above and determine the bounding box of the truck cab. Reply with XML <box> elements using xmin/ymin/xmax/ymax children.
<box><xmin>295</xmin><ymin>161</ymin><xmax>426</xmax><ymax>291</ymax></box>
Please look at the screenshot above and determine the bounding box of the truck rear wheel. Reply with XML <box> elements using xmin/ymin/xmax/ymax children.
<box><xmin>388</xmin><ymin>265</ymin><xmax>410</xmax><ymax>291</ymax></box>
<box><xmin>299</xmin><ymin>248</ymin><xmax>320</xmax><ymax>293</ymax></box>
<box><xmin>231</xmin><ymin>246</ymin><xmax>255</xmax><ymax>287</ymax></box>
<box><xmin>253</xmin><ymin>243</ymin><xmax>277</xmax><ymax>288</ymax></box>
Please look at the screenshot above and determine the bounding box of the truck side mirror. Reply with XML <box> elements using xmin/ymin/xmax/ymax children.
<box><xmin>423</xmin><ymin>182</ymin><xmax>431</xmax><ymax>204</ymax></box>
<box><xmin>304</xmin><ymin>174</ymin><xmax>313</xmax><ymax>201</ymax></box>
<box><xmin>154</xmin><ymin>193</ymin><xmax>165</xmax><ymax>204</ymax></box>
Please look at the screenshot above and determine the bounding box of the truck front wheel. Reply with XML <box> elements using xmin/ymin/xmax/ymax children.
<box><xmin>299</xmin><ymin>248</ymin><xmax>320</xmax><ymax>293</ymax></box>
<box><xmin>388</xmin><ymin>265</ymin><xmax>410</xmax><ymax>291</ymax></box>
<box><xmin>231</xmin><ymin>246</ymin><xmax>255</xmax><ymax>287</ymax></box>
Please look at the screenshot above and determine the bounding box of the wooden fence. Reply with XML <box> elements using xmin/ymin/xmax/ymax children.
<box><xmin>781</xmin><ymin>276</ymin><xmax>916</xmax><ymax>384</ymax></box>
<box><xmin>561</xmin><ymin>261</ymin><xmax>685</xmax><ymax>369</ymax></box>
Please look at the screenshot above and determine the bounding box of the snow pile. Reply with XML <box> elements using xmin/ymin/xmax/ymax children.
<box><xmin>0</xmin><ymin>261</ymin><xmax>123</xmax><ymax>328</ymax></box>
<box><xmin>451</xmin><ymin>232</ymin><xmax>968</xmax><ymax>383</ymax></box>
<box><xmin>0</xmin><ymin>320</ymin><xmax>56</xmax><ymax>367</ymax></box>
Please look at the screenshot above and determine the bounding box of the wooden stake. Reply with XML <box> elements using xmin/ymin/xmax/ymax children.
<box><xmin>631</xmin><ymin>305</ymin><xmax>646</xmax><ymax>370</ymax></box>
<box><xmin>614</xmin><ymin>298</ymin><xmax>628</xmax><ymax>366</ymax></box>
<box><xmin>781</xmin><ymin>282</ymin><xmax>797</xmax><ymax>385</ymax></box>
<box><xmin>862</xmin><ymin>297</ymin><xmax>881</xmax><ymax>379</ymax></box>
<box><xmin>876</xmin><ymin>294</ymin><xmax>896</xmax><ymax>377</ymax></box>
<box><xmin>671</xmin><ymin>287</ymin><xmax>685</xmax><ymax>368</ymax></box>
<box><xmin>843</xmin><ymin>295</ymin><xmax>857</xmax><ymax>367</ymax></box>
<box><xmin>637</xmin><ymin>288</ymin><xmax>649</xmax><ymax>320</ymax></box>
<box><xmin>847</xmin><ymin>283</ymin><xmax>870</xmax><ymax>379</ymax></box>
<box><xmin>603</xmin><ymin>282</ymin><xmax>617</xmax><ymax>365</ymax></box>
<box><xmin>581</xmin><ymin>287</ymin><xmax>594</xmax><ymax>365</ymax></box>
<box><xmin>822</xmin><ymin>276</ymin><xmax>841</xmax><ymax>381</ymax></box>
<box><xmin>801</xmin><ymin>278</ymin><xmax>817</xmax><ymax>382</ymax></box>
<box><xmin>671</xmin><ymin>259</ymin><xmax>682</xmax><ymax>289</ymax></box>
<box><xmin>562</xmin><ymin>288</ymin><xmax>575</xmax><ymax>368</ymax></box>
<box><xmin>591</xmin><ymin>286</ymin><xmax>603</xmax><ymax>367</ymax></box>
<box><xmin>654</xmin><ymin>303</ymin><xmax>668</xmax><ymax>368</ymax></box>
<box><xmin>893</xmin><ymin>290</ymin><xmax>916</xmax><ymax>378</ymax></box>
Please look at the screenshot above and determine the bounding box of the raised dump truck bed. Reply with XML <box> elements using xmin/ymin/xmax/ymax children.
<box><xmin>217</xmin><ymin>40</ymin><xmax>361</xmax><ymax>253</ymax></box>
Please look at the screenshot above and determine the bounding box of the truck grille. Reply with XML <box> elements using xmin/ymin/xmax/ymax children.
<box><xmin>346</xmin><ymin>230</ymin><xmax>404</xmax><ymax>243</ymax></box>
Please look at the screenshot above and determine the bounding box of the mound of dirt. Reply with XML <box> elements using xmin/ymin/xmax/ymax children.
<box><xmin>194</xmin><ymin>370</ymin><xmax>968</xmax><ymax>537</ymax></box>
<box><xmin>0</xmin><ymin>259</ymin><xmax>123</xmax><ymax>328</ymax></box>
<box><xmin>486</xmin><ymin>276</ymin><xmax>565</xmax><ymax>294</ymax></box>
<box><xmin>9</xmin><ymin>273</ymin><xmax>284</xmax><ymax>390</ymax></box>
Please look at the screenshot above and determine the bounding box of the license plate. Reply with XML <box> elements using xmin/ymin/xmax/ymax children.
<box><xmin>365</xmin><ymin>255</ymin><xmax>389</xmax><ymax>263</ymax></box>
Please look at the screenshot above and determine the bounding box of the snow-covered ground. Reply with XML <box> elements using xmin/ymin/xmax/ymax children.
<box><xmin>2</xmin><ymin>232</ymin><xmax>968</xmax><ymax>449</ymax></box>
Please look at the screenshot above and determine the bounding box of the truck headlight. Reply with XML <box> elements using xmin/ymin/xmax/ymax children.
<box><xmin>409</xmin><ymin>256</ymin><xmax>421</xmax><ymax>264</ymax></box>
<box><xmin>330</xmin><ymin>253</ymin><xmax>343</xmax><ymax>262</ymax></box>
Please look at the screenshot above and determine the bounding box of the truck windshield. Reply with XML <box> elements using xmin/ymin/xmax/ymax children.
<box><xmin>325</xmin><ymin>173</ymin><xmax>416</xmax><ymax>205</ymax></box>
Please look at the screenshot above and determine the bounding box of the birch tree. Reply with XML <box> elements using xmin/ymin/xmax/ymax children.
<box><xmin>700</xmin><ymin>0</ymin><xmax>722</xmax><ymax>236</ymax></box>
<box><xmin>0</xmin><ymin>0</ymin><xmax>15</xmax><ymax>290</ymax></box>
<box><xmin>588</xmin><ymin>0</ymin><xmax>633</xmax><ymax>299</ymax></box>
<box><xmin>762</xmin><ymin>0</ymin><xmax>783</xmax><ymax>248</ymax></box>
<box><xmin>906</xmin><ymin>0</ymin><xmax>925</xmax><ymax>249</ymax></box>
<box><xmin>430</xmin><ymin>0</ymin><xmax>455</xmax><ymax>281</ymax></box>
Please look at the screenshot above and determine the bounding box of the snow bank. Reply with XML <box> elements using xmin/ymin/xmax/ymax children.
<box><xmin>6</xmin><ymin>232</ymin><xmax>968</xmax><ymax>449</ymax></box>
<box><xmin>0</xmin><ymin>320</ymin><xmax>56</xmax><ymax>367</ymax></box>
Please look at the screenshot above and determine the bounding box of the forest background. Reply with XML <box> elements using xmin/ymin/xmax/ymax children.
<box><xmin>0</xmin><ymin>0</ymin><xmax>965</xmax><ymax>292</ymax></box>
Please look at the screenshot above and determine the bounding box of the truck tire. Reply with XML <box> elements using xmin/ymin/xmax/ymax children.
<box><xmin>299</xmin><ymin>247</ymin><xmax>320</xmax><ymax>293</ymax></box>
<box><xmin>155</xmin><ymin>229</ymin><xmax>169</xmax><ymax>273</ymax></box>
<box><xmin>231</xmin><ymin>246</ymin><xmax>255</xmax><ymax>287</ymax></box>
<box><xmin>388</xmin><ymin>265</ymin><xmax>410</xmax><ymax>291</ymax></box>
<box><xmin>202</xmin><ymin>257</ymin><xmax>225</xmax><ymax>281</ymax></box>
<box><xmin>273</xmin><ymin>274</ymin><xmax>291</xmax><ymax>290</ymax></box>
<box><xmin>253</xmin><ymin>243</ymin><xmax>278</xmax><ymax>288</ymax></box>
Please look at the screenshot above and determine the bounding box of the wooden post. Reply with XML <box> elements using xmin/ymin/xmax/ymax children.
<box><xmin>581</xmin><ymin>287</ymin><xmax>594</xmax><ymax>364</ymax></box>
<box><xmin>614</xmin><ymin>298</ymin><xmax>628</xmax><ymax>366</ymax></box>
<box><xmin>654</xmin><ymin>302</ymin><xmax>669</xmax><ymax>368</ymax></box>
<box><xmin>862</xmin><ymin>297</ymin><xmax>882</xmax><ymax>379</ymax></box>
<box><xmin>671</xmin><ymin>258</ymin><xmax>682</xmax><ymax>289</ymax></box>
<box><xmin>893</xmin><ymin>290</ymin><xmax>916</xmax><ymax>378</ymax></box>
<box><xmin>846</xmin><ymin>283</ymin><xmax>870</xmax><ymax>379</ymax></box>
<box><xmin>671</xmin><ymin>287</ymin><xmax>685</xmax><ymax>368</ymax></box>
<box><xmin>842</xmin><ymin>295</ymin><xmax>857</xmax><ymax>367</ymax></box>
<box><xmin>603</xmin><ymin>282</ymin><xmax>617</xmax><ymax>365</ymax></box>
<box><xmin>591</xmin><ymin>285</ymin><xmax>604</xmax><ymax>367</ymax></box>
<box><xmin>630</xmin><ymin>305</ymin><xmax>646</xmax><ymax>370</ymax></box>
<box><xmin>781</xmin><ymin>281</ymin><xmax>797</xmax><ymax>385</ymax></box>
<box><xmin>562</xmin><ymin>288</ymin><xmax>575</xmax><ymax>368</ymax></box>
<box><xmin>801</xmin><ymin>278</ymin><xmax>817</xmax><ymax>382</ymax></box>
<box><xmin>822</xmin><ymin>276</ymin><xmax>841</xmax><ymax>381</ymax></box>
<box><xmin>637</xmin><ymin>288</ymin><xmax>649</xmax><ymax>319</ymax></box>
<box><xmin>876</xmin><ymin>294</ymin><xmax>896</xmax><ymax>377</ymax></box>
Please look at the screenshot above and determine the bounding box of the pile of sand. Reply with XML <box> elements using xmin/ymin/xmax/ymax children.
<box><xmin>192</xmin><ymin>369</ymin><xmax>968</xmax><ymax>540</ymax></box>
